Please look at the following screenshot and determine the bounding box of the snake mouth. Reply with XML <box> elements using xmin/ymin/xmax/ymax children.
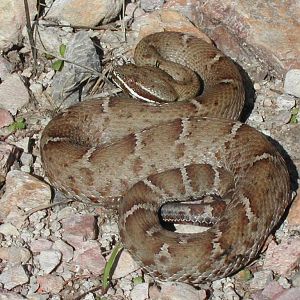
<box><xmin>159</xmin><ymin>195</ymin><xmax>225</xmax><ymax>234</ymax></box>
<box><xmin>112</xmin><ymin>67</ymin><xmax>160</xmax><ymax>103</ymax></box>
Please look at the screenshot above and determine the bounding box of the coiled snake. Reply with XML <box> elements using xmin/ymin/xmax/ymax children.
<box><xmin>40</xmin><ymin>32</ymin><xmax>291</xmax><ymax>284</ymax></box>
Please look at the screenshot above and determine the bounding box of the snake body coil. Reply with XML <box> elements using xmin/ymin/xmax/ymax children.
<box><xmin>41</xmin><ymin>32</ymin><xmax>291</xmax><ymax>283</ymax></box>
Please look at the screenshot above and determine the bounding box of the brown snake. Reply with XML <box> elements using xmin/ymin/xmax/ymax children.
<box><xmin>40</xmin><ymin>32</ymin><xmax>291</xmax><ymax>284</ymax></box>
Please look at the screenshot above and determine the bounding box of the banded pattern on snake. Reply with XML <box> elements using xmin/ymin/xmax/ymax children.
<box><xmin>40</xmin><ymin>32</ymin><xmax>291</xmax><ymax>283</ymax></box>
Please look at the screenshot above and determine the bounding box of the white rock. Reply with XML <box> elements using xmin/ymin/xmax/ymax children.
<box><xmin>0</xmin><ymin>223</ymin><xmax>19</xmax><ymax>236</ymax></box>
<box><xmin>278</xmin><ymin>276</ymin><xmax>291</xmax><ymax>289</ymax></box>
<box><xmin>0</xmin><ymin>265</ymin><xmax>29</xmax><ymax>290</ymax></box>
<box><xmin>130</xmin><ymin>283</ymin><xmax>149</xmax><ymax>300</ymax></box>
<box><xmin>112</xmin><ymin>250</ymin><xmax>139</xmax><ymax>279</ymax></box>
<box><xmin>0</xmin><ymin>57</ymin><xmax>13</xmax><ymax>80</ymax></box>
<box><xmin>37</xmin><ymin>250</ymin><xmax>62</xmax><ymax>274</ymax></box>
<box><xmin>284</xmin><ymin>69</ymin><xmax>300</xmax><ymax>98</ymax></box>
<box><xmin>0</xmin><ymin>246</ymin><xmax>31</xmax><ymax>265</ymax></box>
<box><xmin>46</xmin><ymin>0</ymin><xmax>123</xmax><ymax>26</ymax></box>
<box><xmin>268</xmin><ymin>110</ymin><xmax>292</xmax><ymax>125</ymax></box>
<box><xmin>15</xmin><ymin>137</ymin><xmax>31</xmax><ymax>153</ymax></box>
<box><xmin>150</xmin><ymin>282</ymin><xmax>206</xmax><ymax>300</ymax></box>
<box><xmin>0</xmin><ymin>74</ymin><xmax>30</xmax><ymax>115</ymax></box>
<box><xmin>25</xmin><ymin>20</ymin><xmax>72</xmax><ymax>55</ymax></box>
<box><xmin>0</xmin><ymin>293</ymin><xmax>26</xmax><ymax>299</ymax></box>
<box><xmin>53</xmin><ymin>239</ymin><xmax>74</xmax><ymax>262</ymax></box>
<box><xmin>0</xmin><ymin>0</ymin><xmax>37</xmax><ymax>50</ymax></box>
<box><xmin>29</xmin><ymin>83</ymin><xmax>44</xmax><ymax>98</ymax></box>
<box><xmin>20</xmin><ymin>152</ymin><xmax>34</xmax><ymax>167</ymax></box>
<box><xmin>273</xmin><ymin>94</ymin><xmax>296</xmax><ymax>111</ymax></box>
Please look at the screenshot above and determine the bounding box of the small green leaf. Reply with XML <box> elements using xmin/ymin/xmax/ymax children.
<box><xmin>8</xmin><ymin>118</ymin><xmax>26</xmax><ymax>132</ymax></box>
<box><xmin>290</xmin><ymin>107</ymin><xmax>299</xmax><ymax>124</ymax></box>
<box><xmin>102</xmin><ymin>243</ymin><xmax>123</xmax><ymax>293</ymax></box>
<box><xmin>133</xmin><ymin>276</ymin><xmax>144</xmax><ymax>285</ymax></box>
<box><xmin>52</xmin><ymin>60</ymin><xmax>64</xmax><ymax>71</ymax></box>
<box><xmin>59</xmin><ymin>44</ymin><xmax>67</xmax><ymax>57</ymax></box>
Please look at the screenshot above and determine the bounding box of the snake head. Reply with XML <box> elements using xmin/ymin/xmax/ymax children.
<box><xmin>112</xmin><ymin>64</ymin><xmax>181</xmax><ymax>103</ymax></box>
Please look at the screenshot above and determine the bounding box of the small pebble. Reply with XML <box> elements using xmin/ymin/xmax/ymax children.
<box><xmin>254</xmin><ymin>83</ymin><xmax>261</xmax><ymax>90</ymax></box>
<box><xmin>284</xmin><ymin>69</ymin><xmax>300</xmax><ymax>97</ymax></box>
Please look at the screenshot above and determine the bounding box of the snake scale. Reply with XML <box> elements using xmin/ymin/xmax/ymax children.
<box><xmin>40</xmin><ymin>32</ymin><xmax>291</xmax><ymax>284</ymax></box>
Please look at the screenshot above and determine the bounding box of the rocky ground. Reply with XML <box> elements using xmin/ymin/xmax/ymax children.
<box><xmin>0</xmin><ymin>1</ymin><xmax>300</xmax><ymax>299</ymax></box>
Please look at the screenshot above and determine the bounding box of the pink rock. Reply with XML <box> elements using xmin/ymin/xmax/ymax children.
<box><xmin>132</xmin><ymin>9</ymin><xmax>211</xmax><ymax>47</ymax></box>
<box><xmin>264</xmin><ymin>238</ymin><xmax>300</xmax><ymax>276</ymax></box>
<box><xmin>61</xmin><ymin>214</ymin><xmax>97</xmax><ymax>248</ymax></box>
<box><xmin>163</xmin><ymin>1</ymin><xmax>300</xmax><ymax>76</ymax></box>
<box><xmin>73</xmin><ymin>240</ymin><xmax>106</xmax><ymax>275</ymax></box>
<box><xmin>37</xmin><ymin>274</ymin><xmax>64</xmax><ymax>294</ymax></box>
<box><xmin>0</xmin><ymin>170</ymin><xmax>51</xmax><ymax>221</ymax></box>
<box><xmin>30</xmin><ymin>239</ymin><xmax>53</xmax><ymax>252</ymax></box>
<box><xmin>275</xmin><ymin>288</ymin><xmax>300</xmax><ymax>300</ymax></box>
<box><xmin>0</xmin><ymin>109</ymin><xmax>13</xmax><ymax>128</ymax></box>
<box><xmin>261</xmin><ymin>281</ymin><xmax>285</xmax><ymax>299</ymax></box>
<box><xmin>53</xmin><ymin>239</ymin><xmax>74</xmax><ymax>262</ymax></box>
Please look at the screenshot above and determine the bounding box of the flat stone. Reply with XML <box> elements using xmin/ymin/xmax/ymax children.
<box><xmin>0</xmin><ymin>265</ymin><xmax>29</xmax><ymax>290</ymax></box>
<box><xmin>284</xmin><ymin>69</ymin><xmax>300</xmax><ymax>98</ymax></box>
<box><xmin>149</xmin><ymin>282</ymin><xmax>207</xmax><ymax>300</ymax></box>
<box><xmin>275</xmin><ymin>288</ymin><xmax>300</xmax><ymax>300</ymax></box>
<box><xmin>51</xmin><ymin>31</ymin><xmax>101</xmax><ymax>108</ymax></box>
<box><xmin>0</xmin><ymin>246</ymin><xmax>31</xmax><ymax>265</ymax></box>
<box><xmin>252</xmin><ymin>280</ymin><xmax>285</xmax><ymax>299</ymax></box>
<box><xmin>264</xmin><ymin>238</ymin><xmax>300</xmax><ymax>276</ymax></box>
<box><xmin>53</xmin><ymin>239</ymin><xmax>74</xmax><ymax>262</ymax></box>
<box><xmin>0</xmin><ymin>170</ymin><xmax>51</xmax><ymax>221</ymax></box>
<box><xmin>112</xmin><ymin>250</ymin><xmax>139</xmax><ymax>279</ymax></box>
<box><xmin>0</xmin><ymin>293</ymin><xmax>25</xmax><ymax>299</ymax></box>
<box><xmin>0</xmin><ymin>0</ymin><xmax>36</xmax><ymax>51</ymax></box>
<box><xmin>36</xmin><ymin>274</ymin><xmax>64</xmax><ymax>294</ymax></box>
<box><xmin>132</xmin><ymin>9</ymin><xmax>212</xmax><ymax>47</ymax></box>
<box><xmin>130</xmin><ymin>283</ymin><xmax>149</xmax><ymax>300</ymax></box>
<box><xmin>249</xmin><ymin>270</ymin><xmax>274</xmax><ymax>290</ymax></box>
<box><xmin>0</xmin><ymin>74</ymin><xmax>30</xmax><ymax>115</ymax></box>
<box><xmin>0</xmin><ymin>56</ymin><xmax>13</xmax><ymax>80</ymax></box>
<box><xmin>0</xmin><ymin>223</ymin><xmax>19</xmax><ymax>236</ymax></box>
<box><xmin>140</xmin><ymin>0</ymin><xmax>164</xmax><ymax>11</ymax></box>
<box><xmin>0</xmin><ymin>109</ymin><xmax>13</xmax><ymax>128</ymax></box>
<box><xmin>164</xmin><ymin>1</ymin><xmax>300</xmax><ymax>76</ymax></box>
<box><xmin>37</xmin><ymin>250</ymin><xmax>62</xmax><ymax>274</ymax></box>
<box><xmin>273</xmin><ymin>95</ymin><xmax>296</xmax><ymax>111</ymax></box>
<box><xmin>61</xmin><ymin>214</ymin><xmax>97</xmax><ymax>248</ymax></box>
<box><xmin>73</xmin><ymin>240</ymin><xmax>106</xmax><ymax>275</ymax></box>
<box><xmin>46</xmin><ymin>0</ymin><xmax>123</xmax><ymax>26</ymax></box>
<box><xmin>30</xmin><ymin>239</ymin><xmax>54</xmax><ymax>253</ymax></box>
